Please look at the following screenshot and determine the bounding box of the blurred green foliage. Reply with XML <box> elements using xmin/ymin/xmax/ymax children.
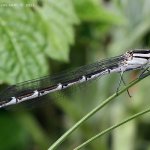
<box><xmin>0</xmin><ymin>0</ymin><xmax>150</xmax><ymax>150</ymax></box>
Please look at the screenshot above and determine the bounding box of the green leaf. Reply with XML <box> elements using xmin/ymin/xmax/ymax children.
<box><xmin>0</xmin><ymin>0</ymin><xmax>78</xmax><ymax>83</ymax></box>
<box><xmin>36</xmin><ymin>0</ymin><xmax>79</xmax><ymax>61</ymax></box>
<box><xmin>0</xmin><ymin>8</ymin><xmax>48</xmax><ymax>83</ymax></box>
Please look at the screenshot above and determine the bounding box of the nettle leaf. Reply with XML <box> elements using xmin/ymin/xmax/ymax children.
<box><xmin>36</xmin><ymin>0</ymin><xmax>79</xmax><ymax>61</ymax></box>
<box><xmin>0</xmin><ymin>0</ymin><xmax>78</xmax><ymax>84</ymax></box>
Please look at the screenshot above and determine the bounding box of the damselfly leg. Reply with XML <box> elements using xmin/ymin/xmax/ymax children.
<box><xmin>116</xmin><ymin>71</ymin><xmax>131</xmax><ymax>97</ymax></box>
<box><xmin>139</xmin><ymin>67</ymin><xmax>150</xmax><ymax>79</ymax></box>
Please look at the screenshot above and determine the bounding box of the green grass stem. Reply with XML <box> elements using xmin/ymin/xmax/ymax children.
<box><xmin>48</xmin><ymin>72</ymin><xmax>150</xmax><ymax>150</ymax></box>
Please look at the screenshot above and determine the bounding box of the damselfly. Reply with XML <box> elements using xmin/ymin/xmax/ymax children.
<box><xmin>0</xmin><ymin>49</ymin><xmax>150</xmax><ymax>108</ymax></box>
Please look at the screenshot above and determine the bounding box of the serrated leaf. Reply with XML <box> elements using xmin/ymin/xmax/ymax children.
<box><xmin>0</xmin><ymin>10</ymin><xmax>48</xmax><ymax>83</ymax></box>
<box><xmin>35</xmin><ymin>0</ymin><xmax>79</xmax><ymax>61</ymax></box>
<box><xmin>0</xmin><ymin>0</ymin><xmax>78</xmax><ymax>84</ymax></box>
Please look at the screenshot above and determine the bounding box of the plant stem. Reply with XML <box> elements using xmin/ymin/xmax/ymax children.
<box><xmin>48</xmin><ymin>72</ymin><xmax>150</xmax><ymax>150</ymax></box>
<box><xmin>74</xmin><ymin>107</ymin><xmax>150</xmax><ymax>150</ymax></box>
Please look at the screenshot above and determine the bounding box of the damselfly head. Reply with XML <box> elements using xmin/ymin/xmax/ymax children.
<box><xmin>132</xmin><ymin>49</ymin><xmax>150</xmax><ymax>54</ymax></box>
<box><xmin>126</xmin><ymin>49</ymin><xmax>150</xmax><ymax>61</ymax></box>
<box><xmin>133</xmin><ymin>49</ymin><xmax>150</xmax><ymax>67</ymax></box>
<box><xmin>132</xmin><ymin>49</ymin><xmax>150</xmax><ymax>60</ymax></box>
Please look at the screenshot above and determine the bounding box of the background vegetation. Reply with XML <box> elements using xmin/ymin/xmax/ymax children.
<box><xmin>0</xmin><ymin>0</ymin><xmax>150</xmax><ymax>149</ymax></box>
